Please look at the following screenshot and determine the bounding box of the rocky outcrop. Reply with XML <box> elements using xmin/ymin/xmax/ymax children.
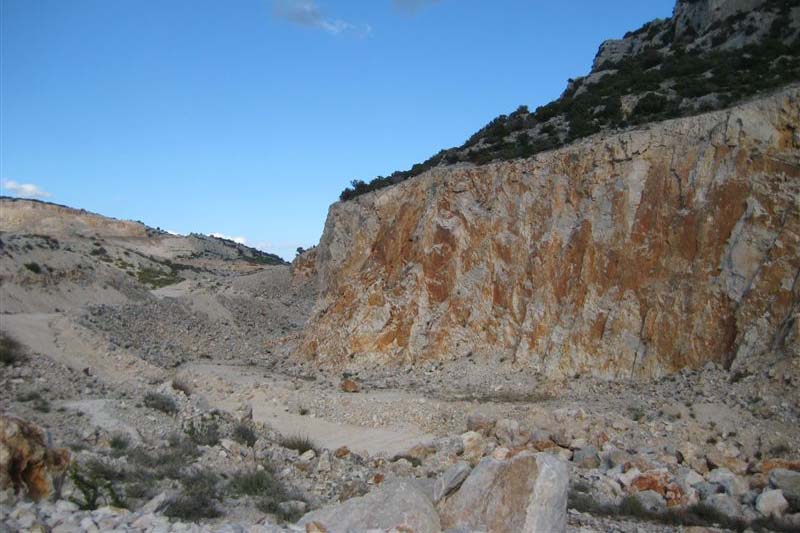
<box><xmin>0</xmin><ymin>414</ymin><xmax>70</xmax><ymax>500</ymax></box>
<box><xmin>301</xmin><ymin>87</ymin><xmax>800</xmax><ymax>379</ymax></box>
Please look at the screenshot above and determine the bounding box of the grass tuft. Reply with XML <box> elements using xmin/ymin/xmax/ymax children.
<box><xmin>277</xmin><ymin>434</ymin><xmax>317</xmax><ymax>455</ymax></box>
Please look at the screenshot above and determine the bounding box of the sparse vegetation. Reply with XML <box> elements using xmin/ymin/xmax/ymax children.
<box><xmin>171</xmin><ymin>377</ymin><xmax>192</xmax><ymax>396</ymax></box>
<box><xmin>164</xmin><ymin>470</ymin><xmax>221</xmax><ymax>520</ymax></box>
<box><xmin>628</xmin><ymin>406</ymin><xmax>646</xmax><ymax>422</ymax></box>
<box><xmin>277</xmin><ymin>434</ymin><xmax>317</xmax><ymax>455</ymax></box>
<box><xmin>128</xmin><ymin>434</ymin><xmax>199</xmax><ymax>480</ymax></box>
<box><xmin>0</xmin><ymin>334</ymin><xmax>24</xmax><ymax>366</ymax></box>
<box><xmin>143</xmin><ymin>392</ymin><xmax>178</xmax><ymax>415</ymax></box>
<box><xmin>229</xmin><ymin>469</ymin><xmax>279</xmax><ymax>496</ymax></box>
<box><xmin>68</xmin><ymin>460</ymin><xmax>128</xmax><ymax>510</ymax></box>
<box><xmin>231</xmin><ymin>423</ymin><xmax>258</xmax><ymax>447</ymax></box>
<box><xmin>185</xmin><ymin>419</ymin><xmax>220</xmax><ymax>446</ymax></box>
<box><xmin>109</xmin><ymin>433</ymin><xmax>131</xmax><ymax>453</ymax></box>
<box><xmin>229</xmin><ymin>468</ymin><xmax>306</xmax><ymax>522</ymax></box>
<box><xmin>136</xmin><ymin>267</ymin><xmax>183</xmax><ymax>288</ymax></box>
<box><xmin>24</xmin><ymin>262</ymin><xmax>42</xmax><ymax>274</ymax></box>
<box><xmin>567</xmin><ymin>491</ymin><xmax>792</xmax><ymax>532</ymax></box>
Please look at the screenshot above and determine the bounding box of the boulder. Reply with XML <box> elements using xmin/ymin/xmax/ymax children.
<box><xmin>769</xmin><ymin>468</ymin><xmax>800</xmax><ymax>511</ymax></box>
<box><xmin>705</xmin><ymin>493</ymin><xmax>743</xmax><ymax>520</ymax></box>
<box><xmin>630</xmin><ymin>469</ymin><xmax>685</xmax><ymax>507</ymax></box>
<box><xmin>438</xmin><ymin>451</ymin><xmax>568</xmax><ymax>533</ymax></box>
<box><xmin>572</xmin><ymin>447</ymin><xmax>601</xmax><ymax>469</ymax></box>
<box><xmin>632</xmin><ymin>490</ymin><xmax>666</xmax><ymax>514</ymax></box>
<box><xmin>340</xmin><ymin>379</ymin><xmax>360</xmax><ymax>393</ymax></box>
<box><xmin>460</xmin><ymin>431</ymin><xmax>487</xmax><ymax>466</ymax></box>
<box><xmin>0</xmin><ymin>415</ymin><xmax>70</xmax><ymax>500</ymax></box>
<box><xmin>706</xmin><ymin>450</ymin><xmax>747</xmax><ymax>475</ymax></box>
<box><xmin>756</xmin><ymin>489</ymin><xmax>789</xmax><ymax>518</ymax></box>
<box><xmin>298</xmin><ymin>480</ymin><xmax>440</xmax><ymax>533</ymax></box>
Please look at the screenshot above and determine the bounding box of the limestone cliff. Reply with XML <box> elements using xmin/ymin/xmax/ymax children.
<box><xmin>300</xmin><ymin>87</ymin><xmax>800</xmax><ymax>379</ymax></box>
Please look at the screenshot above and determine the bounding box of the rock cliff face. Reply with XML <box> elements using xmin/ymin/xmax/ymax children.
<box><xmin>300</xmin><ymin>87</ymin><xmax>800</xmax><ymax>379</ymax></box>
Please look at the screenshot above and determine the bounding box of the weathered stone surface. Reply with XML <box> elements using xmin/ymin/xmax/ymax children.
<box><xmin>298</xmin><ymin>479</ymin><xmax>440</xmax><ymax>533</ymax></box>
<box><xmin>494</xmin><ymin>419</ymin><xmax>528</xmax><ymax>448</ymax></box>
<box><xmin>0</xmin><ymin>415</ymin><xmax>70</xmax><ymax>500</ymax></box>
<box><xmin>460</xmin><ymin>431</ymin><xmax>487</xmax><ymax>466</ymax></box>
<box><xmin>432</xmin><ymin>461</ymin><xmax>471</xmax><ymax>503</ymax></box>
<box><xmin>572</xmin><ymin>447</ymin><xmax>601</xmax><ymax>469</ymax></box>
<box><xmin>300</xmin><ymin>88</ymin><xmax>800</xmax><ymax>379</ymax></box>
<box><xmin>439</xmin><ymin>451</ymin><xmax>568</xmax><ymax>533</ymax></box>
<box><xmin>466</xmin><ymin>412</ymin><xmax>496</xmax><ymax>435</ymax></box>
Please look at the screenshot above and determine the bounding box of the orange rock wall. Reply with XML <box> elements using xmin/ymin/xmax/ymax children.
<box><xmin>302</xmin><ymin>88</ymin><xmax>800</xmax><ymax>379</ymax></box>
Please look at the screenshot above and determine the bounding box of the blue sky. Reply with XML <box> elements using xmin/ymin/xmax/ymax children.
<box><xmin>1</xmin><ymin>0</ymin><xmax>674</xmax><ymax>259</ymax></box>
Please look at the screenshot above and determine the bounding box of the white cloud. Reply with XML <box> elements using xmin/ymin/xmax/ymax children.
<box><xmin>272</xmin><ymin>0</ymin><xmax>370</xmax><ymax>36</ymax></box>
<box><xmin>1</xmin><ymin>179</ymin><xmax>52</xmax><ymax>199</ymax></box>
<box><xmin>210</xmin><ymin>232</ymin><xmax>248</xmax><ymax>245</ymax></box>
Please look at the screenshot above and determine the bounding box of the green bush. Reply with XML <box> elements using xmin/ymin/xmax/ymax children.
<box><xmin>143</xmin><ymin>392</ymin><xmax>178</xmax><ymax>415</ymax></box>
<box><xmin>185</xmin><ymin>419</ymin><xmax>220</xmax><ymax>446</ymax></box>
<box><xmin>633</xmin><ymin>92</ymin><xmax>669</xmax><ymax>116</ymax></box>
<box><xmin>229</xmin><ymin>469</ymin><xmax>280</xmax><ymax>496</ymax></box>
<box><xmin>68</xmin><ymin>460</ymin><xmax>128</xmax><ymax>510</ymax></box>
<box><xmin>109</xmin><ymin>433</ymin><xmax>130</xmax><ymax>453</ymax></box>
<box><xmin>0</xmin><ymin>334</ymin><xmax>24</xmax><ymax>366</ymax></box>
<box><xmin>128</xmin><ymin>435</ymin><xmax>199</xmax><ymax>479</ymax></box>
<box><xmin>232</xmin><ymin>423</ymin><xmax>258</xmax><ymax>448</ymax></box>
<box><xmin>164</xmin><ymin>470</ymin><xmax>221</xmax><ymax>520</ymax></box>
<box><xmin>228</xmin><ymin>469</ymin><xmax>306</xmax><ymax>522</ymax></box>
<box><xmin>136</xmin><ymin>268</ymin><xmax>183</xmax><ymax>289</ymax></box>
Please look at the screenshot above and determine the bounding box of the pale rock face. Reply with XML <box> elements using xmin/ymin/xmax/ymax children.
<box><xmin>438</xmin><ymin>451</ymin><xmax>568</xmax><ymax>533</ymax></box>
<box><xmin>673</xmin><ymin>0</ymin><xmax>766</xmax><ymax>38</ymax></box>
<box><xmin>301</xmin><ymin>87</ymin><xmax>800</xmax><ymax>380</ymax></box>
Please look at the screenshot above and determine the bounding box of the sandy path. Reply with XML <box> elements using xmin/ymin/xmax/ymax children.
<box><xmin>2</xmin><ymin>313</ymin><xmax>437</xmax><ymax>457</ymax></box>
<box><xmin>223</xmin><ymin>388</ymin><xmax>434</xmax><ymax>457</ymax></box>
<box><xmin>185</xmin><ymin>362</ymin><xmax>436</xmax><ymax>457</ymax></box>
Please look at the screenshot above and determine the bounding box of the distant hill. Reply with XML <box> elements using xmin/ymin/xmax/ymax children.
<box><xmin>0</xmin><ymin>196</ymin><xmax>286</xmax><ymax>268</ymax></box>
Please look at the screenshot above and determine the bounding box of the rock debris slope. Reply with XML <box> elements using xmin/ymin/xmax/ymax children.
<box><xmin>301</xmin><ymin>87</ymin><xmax>800</xmax><ymax>379</ymax></box>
